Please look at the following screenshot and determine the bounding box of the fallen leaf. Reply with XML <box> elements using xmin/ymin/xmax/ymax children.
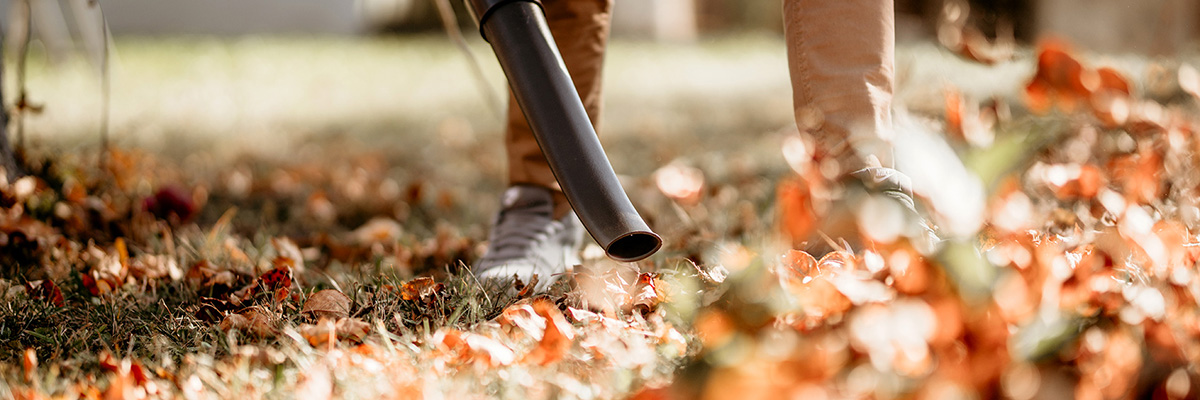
<box><xmin>500</xmin><ymin>303</ymin><xmax>547</xmax><ymax>340</ymax></box>
<box><xmin>258</xmin><ymin>265</ymin><xmax>293</xmax><ymax>292</ymax></box>
<box><xmin>23</xmin><ymin>279</ymin><xmax>64</xmax><ymax>307</ymax></box>
<box><xmin>436</xmin><ymin>329</ymin><xmax>516</xmax><ymax>367</ymax></box>
<box><xmin>1025</xmin><ymin>39</ymin><xmax>1088</xmax><ymax>113</ymax></box>
<box><xmin>778</xmin><ymin>177</ymin><xmax>818</xmax><ymax>247</ymax></box>
<box><xmin>522</xmin><ymin>299</ymin><xmax>576</xmax><ymax>365</ymax></box>
<box><xmin>400</xmin><ymin>277</ymin><xmax>443</xmax><ymax>302</ymax></box>
<box><xmin>630</xmin><ymin>273</ymin><xmax>668</xmax><ymax>313</ymax></box>
<box><xmin>299</xmin><ymin>318</ymin><xmax>372</xmax><ymax>346</ymax></box>
<box><xmin>302</xmin><ymin>289</ymin><xmax>352</xmax><ymax>320</ymax></box>
<box><xmin>220</xmin><ymin>307</ymin><xmax>278</xmax><ymax>338</ymax></box>
<box><xmin>22</xmin><ymin>349</ymin><xmax>36</xmax><ymax>383</ymax></box>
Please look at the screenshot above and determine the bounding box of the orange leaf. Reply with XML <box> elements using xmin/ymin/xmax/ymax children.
<box><xmin>1091</xmin><ymin>67</ymin><xmax>1131</xmax><ymax>95</ymax></box>
<box><xmin>400</xmin><ymin>277</ymin><xmax>443</xmax><ymax>302</ymax></box>
<box><xmin>499</xmin><ymin>303</ymin><xmax>547</xmax><ymax>340</ymax></box>
<box><xmin>693</xmin><ymin>309</ymin><xmax>736</xmax><ymax>349</ymax></box>
<box><xmin>777</xmin><ymin>177</ymin><xmax>817</xmax><ymax>247</ymax></box>
<box><xmin>1025</xmin><ymin>40</ymin><xmax>1089</xmax><ymax>113</ymax></box>
<box><xmin>522</xmin><ymin>299</ymin><xmax>575</xmax><ymax>365</ymax></box>
<box><xmin>22</xmin><ymin>349</ymin><xmax>36</xmax><ymax>383</ymax></box>
<box><xmin>436</xmin><ymin>329</ymin><xmax>516</xmax><ymax>367</ymax></box>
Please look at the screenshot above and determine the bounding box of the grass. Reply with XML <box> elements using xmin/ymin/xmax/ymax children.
<box><xmin>4</xmin><ymin>33</ymin><xmax>1200</xmax><ymax>399</ymax></box>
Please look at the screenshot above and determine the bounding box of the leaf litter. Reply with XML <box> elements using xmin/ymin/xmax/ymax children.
<box><xmin>4</xmin><ymin>39</ymin><xmax>1200</xmax><ymax>400</ymax></box>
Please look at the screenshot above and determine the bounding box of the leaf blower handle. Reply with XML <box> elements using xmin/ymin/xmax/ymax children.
<box><xmin>464</xmin><ymin>0</ymin><xmax>661</xmax><ymax>262</ymax></box>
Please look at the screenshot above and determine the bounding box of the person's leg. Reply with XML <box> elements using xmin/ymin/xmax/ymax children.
<box><xmin>505</xmin><ymin>0</ymin><xmax>613</xmax><ymax>218</ymax></box>
<box><xmin>783</xmin><ymin>0</ymin><xmax>895</xmax><ymax>174</ymax></box>
<box><xmin>782</xmin><ymin>0</ymin><xmax>934</xmax><ymax>253</ymax></box>
<box><xmin>479</xmin><ymin>0</ymin><xmax>613</xmax><ymax>290</ymax></box>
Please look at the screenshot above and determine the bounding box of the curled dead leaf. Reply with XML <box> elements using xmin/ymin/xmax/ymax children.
<box><xmin>937</xmin><ymin>1</ymin><xmax>1014</xmax><ymax>66</ymax></box>
<box><xmin>630</xmin><ymin>273</ymin><xmax>668</xmax><ymax>314</ymax></box>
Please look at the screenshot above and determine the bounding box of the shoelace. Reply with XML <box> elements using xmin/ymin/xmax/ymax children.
<box><xmin>481</xmin><ymin>206</ymin><xmax>563</xmax><ymax>263</ymax></box>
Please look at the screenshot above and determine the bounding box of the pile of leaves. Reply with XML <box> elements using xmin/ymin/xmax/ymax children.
<box><xmin>3</xmin><ymin>39</ymin><xmax>1200</xmax><ymax>399</ymax></box>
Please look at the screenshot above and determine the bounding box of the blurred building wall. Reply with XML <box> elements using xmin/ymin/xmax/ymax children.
<box><xmin>4</xmin><ymin>0</ymin><xmax>1199</xmax><ymax>56</ymax></box>
<box><xmin>1036</xmin><ymin>0</ymin><xmax>1196</xmax><ymax>55</ymax></box>
<box><xmin>612</xmin><ymin>0</ymin><xmax>697</xmax><ymax>41</ymax></box>
<box><xmin>0</xmin><ymin>0</ymin><xmax>366</xmax><ymax>35</ymax></box>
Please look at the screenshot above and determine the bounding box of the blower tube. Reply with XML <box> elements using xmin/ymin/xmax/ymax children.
<box><xmin>464</xmin><ymin>0</ymin><xmax>661</xmax><ymax>262</ymax></box>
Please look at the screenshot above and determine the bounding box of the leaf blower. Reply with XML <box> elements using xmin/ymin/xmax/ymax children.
<box><xmin>464</xmin><ymin>0</ymin><xmax>661</xmax><ymax>262</ymax></box>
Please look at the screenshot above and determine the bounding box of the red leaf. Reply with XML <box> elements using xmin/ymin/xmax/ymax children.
<box><xmin>24</xmin><ymin>279</ymin><xmax>64</xmax><ymax>307</ymax></box>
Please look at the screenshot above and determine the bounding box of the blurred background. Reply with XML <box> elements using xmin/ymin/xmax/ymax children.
<box><xmin>7</xmin><ymin>0</ymin><xmax>1195</xmax><ymax>50</ymax></box>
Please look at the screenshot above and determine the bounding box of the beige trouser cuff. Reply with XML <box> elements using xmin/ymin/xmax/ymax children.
<box><xmin>784</xmin><ymin>0</ymin><xmax>895</xmax><ymax>173</ymax></box>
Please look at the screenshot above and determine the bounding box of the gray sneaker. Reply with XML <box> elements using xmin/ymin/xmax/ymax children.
<box><xmin>474</xmin><ymin>185</ymin><xmax>585</xmax><ymax>292</ymax></box>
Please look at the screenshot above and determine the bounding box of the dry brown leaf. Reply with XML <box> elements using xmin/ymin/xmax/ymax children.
<box><xmin>299</xmin><ymin>319</ymin><xmax>338</xmax><ymax>348</ymax></box>
<box><xmin>219</xmin><ymin>307</ymin><xmax>278</xmax><ymax>338</ymax></box>
<box><xmin>335</xmin><ymin>318</ymin><xmax>370</xmax><ymax>343</ymax></box>
<box><xmin>302</xmin><ymin>289</ymin><xmax>352</xmax><ymax>320</ymax></box>
<box><xmin>300</xmin><ymin>318</ymin><xmax>371</xmax><ymax>347</ymax></box>
<box><xmin>631</xmin><ymin>273</ymin><xmax>668</xmax><ymax>313</ymax></box>
<box><xmin>780</xmin><ymin>249</ymin><xmax>818</xmax><ymax>281</ymax></box>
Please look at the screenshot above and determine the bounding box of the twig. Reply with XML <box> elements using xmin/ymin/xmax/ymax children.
<box><xmin>14</xmin><ymin>0</ymin><xmax>33</xmax><ymax>150</ymax></box>
<box><xmin>431</xmin><ymin>0</ymin><xmax>503</xmax><ymax>120</ymax></box>
<box><xmin>95</xmin><ymin>0</ymin><xmax>111</xmax><ymax>156</ymax></box>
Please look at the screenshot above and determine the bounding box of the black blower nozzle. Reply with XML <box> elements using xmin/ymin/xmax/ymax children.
<box><xmin>465</xmin><ymin>0</ymin><xmax>661</xmax><ymax>262</ymax></box>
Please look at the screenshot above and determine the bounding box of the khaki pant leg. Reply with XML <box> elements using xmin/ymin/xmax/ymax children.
<box><xmin>504</xmin><ymin>0</ymin><xmax>613</xmax><ymax>193</ymax></box>
<box><xmin>784</xmin><ymin>0</ymin><xmax>895</xmax><ymax>173</ymax></box>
